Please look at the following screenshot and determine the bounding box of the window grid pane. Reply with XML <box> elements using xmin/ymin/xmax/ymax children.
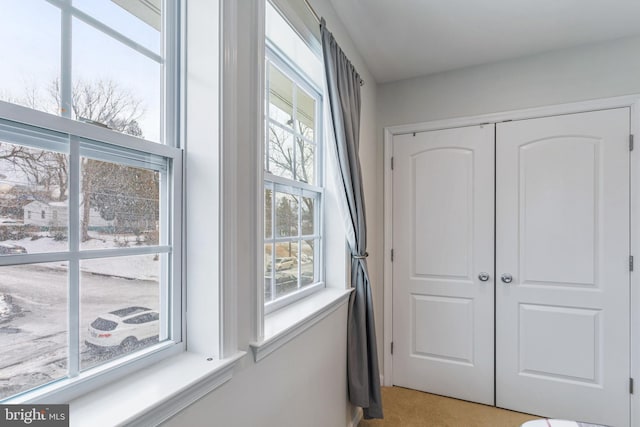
<box><xmin>0</xmin><ymin>0</ymin><xmax>178</xmax><ymax>402</ymax></box>
<box><xmin>263</xmin><ymin>180</ymin><xmax>321</xmax><ymax>303</ymax></box>
<box><xmin>0</xmin><ymin>1</ymin><xmax>61</xmax><ymax>116</ymax></box>
<box><xmin>266</xmin><ymin>65</ymin><xmax>317</xmax><ymax>186</ymax></box>
<box><xmin>0</xmin><ymin>262</ymin><xmax>69</xmax><ymax>400</ymax></box>
<box><xmin>0</xmin><ymin>120</ymin><xmax>174</xmax><ymax>400</ymax></box>
<box><xmin>81</xmin><ymin>254</ymin><xmax>163</xmax><ymax>371</ymax></box>
<box><xmin>72</xmin><ymin>17</ymin><xmax>162</xmax><ymax>142</ymax></box>
<box><xmin>265</xmin><ymin>7</ymin><xmax>323</xmax><ymax>307</ymax></box>
<box><xmin>79</xmin><ymin>157</ymin><xmax>161</xmax><ymax>249</ymax></box>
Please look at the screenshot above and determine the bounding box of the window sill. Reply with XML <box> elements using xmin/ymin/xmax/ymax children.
<box><xmin>250</xmin><ymin>287</ymin><xmax>353</xmax><ymax>362</ymax></box>
<box><xmin>69</xmin><ymin>351</ymin><xmax>246</xmax><ymax>427</ymax></box>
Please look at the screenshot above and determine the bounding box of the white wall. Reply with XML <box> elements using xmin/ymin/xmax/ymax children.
<box><xmin>378</xmin><ymin>35</ymin><xmax>640</xmax><ymax>127</ymax></box>
<box><xmin>166</xmin><ymin>304</ymin><xmax>350</xmax><ymax>427</ymax></box>
<box><xmin>164</xmin><ymin>0</ymin><xmax>378</xmax><ymax>425</ymax></box>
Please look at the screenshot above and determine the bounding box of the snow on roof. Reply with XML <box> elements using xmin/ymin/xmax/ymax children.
<box><xmin>23</xmin><ymin>200</ymin><xmax>66</xmax><ymax>208</ymax></box>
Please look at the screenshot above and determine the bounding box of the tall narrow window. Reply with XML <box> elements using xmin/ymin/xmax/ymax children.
<box><xmin>263</xmin><ymin>3</ymin><xmax>324</xmax><ymax>312</ymax></box>
<box><xmin>0</xmin><ymin>0</ymin><xmax>181</xmax><ymax>403</ymax></box>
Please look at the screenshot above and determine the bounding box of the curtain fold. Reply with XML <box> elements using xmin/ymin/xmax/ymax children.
<box><xmin>320</xmin><ymin>18</ymin><xmax>383</xmax><ymax>420</ymax></box>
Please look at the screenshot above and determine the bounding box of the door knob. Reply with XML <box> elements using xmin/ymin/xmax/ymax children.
<box><xmin>501</xmin><ymin>273</ymin><xmax>513</xmax><ymax>284</ymax></box>
<box><xmin>478</xmin><ymin>272</ymin><xmax>490</xmax><ymax>282</ymax></box>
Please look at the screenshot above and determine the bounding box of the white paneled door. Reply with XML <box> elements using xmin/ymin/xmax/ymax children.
<box><xmin>392</xmin><ymin>125</ymin><xmax>496</xmax><ymax>405</ymax></box>
<box><xmin>496</xmin><ymin>109</ymin><xmax>630</xmax><ymax>426</ymax></box>
<box><xmin>392</xmin><ymin>108</ymin><xmax>630</xmax><ymax>426</ymax></box>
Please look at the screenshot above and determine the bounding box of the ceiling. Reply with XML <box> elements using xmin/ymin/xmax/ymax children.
<box><xmin>327</xmin><ymin>0</ymin><xmax>640</xmax><ymax>84</ymax></box>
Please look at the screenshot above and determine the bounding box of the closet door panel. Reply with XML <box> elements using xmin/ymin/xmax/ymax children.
<box><xmin>392</xmin><ymin>124</ymin><xmax>495</xmax><ymax>405</ymax></box>
<box><xmin>496</xmin><ymin>108</ymin><xmax>630</xmax><ymax>427</ymax></box>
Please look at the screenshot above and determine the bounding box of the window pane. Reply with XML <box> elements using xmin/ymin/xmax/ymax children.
<box><xmin>265</xmin><ymin>2</ymin><xmax>323</xmax><ymax>88</ymax></box>
<box><xmin>274</xmin><ymin>241</ymin><xmax>298</xmax><ymax>299</ymax></box>
<box><xmin>297</xmin><ymin>88</ymin><xmax>315</xmax><ymax>141</ymax></box>
<box><xmin>73</xmin><ymin>18</ymin><xmax>162</xmax><ymax>142</ymax></box>
<box><xmin>0</xmin><ymin>142</ymin><xmax>69</xmax><ymax>253</ymax></box>
<box><xmin>295</xmin><ymin>139</ymin><xmax>315</xmax><ymax>185</ymax></box>
<box><xmin>264</xmin><ymin>186</ymin><xmax>273</xmax><ymax>239</ymax></box>
<box><xmin>80</xmin><ymin>158</ymin><xmax>160</xmax><ymax>249</ymax></box>
<box><xmin>267</xmin><ymin>125</ymin><xmax>294</xmax><ymax>180</ymax></box>
<box><xmin>301</xmin><ymin>196</ymin><xmax>315</xmax><ymax>236</ymax></box>
<box><xmin>275</xmin><ymin>192</ymin><xmax>298</xmax><ymax>238</ymax></box>
<box><xmin>72</xmin><ymin>0</ymin><xmax>162</xmax><ymax>54</ymax></box>
<box><xmin>81</xmin><ymin>254</ymin><xmax>162</xmax><ymax>371</ymax></box>
<box><xmin>0</xmin><ymin>1</ymin><xmax>60</xmax><ymax>115</ymax></box>
<box><xmin>268</xmin><ymin>64</ymin><xmax>293</xmax><ymax>128</ymax></box>
<box><xmin>0</xmin><ymin>262</ymin><xmax>68</xmax><ymax>399</ymax></box>
<box><xmin>264</xmin><ymin>244</ymin><xmax>273</xmax><ymax>303</ymax></box>
<box><xmin>301</xmin><ymin>239</ymin><xmax>316</xmax><ymax>286</ymax></box>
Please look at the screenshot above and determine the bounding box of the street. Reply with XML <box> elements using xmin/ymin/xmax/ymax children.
<box><xmin>0</xmin><ymin>263</ymin><xmax>159</xmax><ymax>399</ymax></box>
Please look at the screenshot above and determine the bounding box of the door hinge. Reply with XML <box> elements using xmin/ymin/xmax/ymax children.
<box><xmin>391</xmin><ymin>157</ymin><xmax>394</xmax><ymax>170</ymax></box>
<box><xmin>630</xmin><ymin>255</ymin><xmax>634</xmax><ymax>272</ymax></box>
<box><xmin>391</xmin><ymin>341</ymin><xmax>394</xmax><ymax>355</ymax></box>
<box><xmin>630</xmin><ymin>134</ymin><xmax>634</xmax><ymax>151</ymax></box>
<box><xmin>391</xmin><ymin>249</ymin><xmax>394</xmax><ymax>262</ymax></box>
<box><xmin>631</xmin><ymin>378</ymin><xmax>634</xmax><ymax>394</ymax></box>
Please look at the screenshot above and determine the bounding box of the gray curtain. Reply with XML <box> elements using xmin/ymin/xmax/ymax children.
<box><xmin>320</xmin><ymin>18</ymin><xmax>383</xmax><ymax>420</ymax></box>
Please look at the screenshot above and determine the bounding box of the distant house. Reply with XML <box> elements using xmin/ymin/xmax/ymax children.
<box><xmin>23</xmin><ymin>201</ymin><xmax>114</xmax><ymax>229</ymax></box>
<box><xmin>23</xmin><ymin>201</ymin><xmax>65</xmax><ymax>227</ymax></box>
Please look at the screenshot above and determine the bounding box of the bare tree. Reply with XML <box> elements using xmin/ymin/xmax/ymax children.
<box><xmin>0</xmin><ymin>78</ymin><xmax>151</xmax><ymax>241</ymax></box>
<box><xmin>268</xmin><ymin>121</ymin><xmax>315</xmax><ymax>239</ymax></box>
<box><xmin>267</xmin><ymin>122</ymin><xmax>314</xmax><ymax>185</ymax></box>
<box><xmin>47</xmin><ymin>78</ymin><xmax>144</xmax><ymax>136</ymax></box>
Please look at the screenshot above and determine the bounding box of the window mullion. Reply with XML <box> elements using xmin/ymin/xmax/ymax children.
<box><xmin>292</xmin><ymin>85</ymin><xmax>298</xmax><ymax>181</ymax></box>
<box><xmin>68</xmin><ymin>136</ymin><xmax>80</xmax><ymax>378</ymax></box>
<box><xmin>270</xmin><ymin>182</ymin><xmax>276</xmax><ymax>301</ymax></box>
<box><xmin>297</xmin><ymin>192</ymin><xmax>302</xmax><ymax>290</ymax></box>
<box><xmin>160</xmin><ymin>161</ymin><xmax>170</xmax><ymax>341</ymax></box>
<box><xmin>265</xmin><ymin>62</ymin><xmax>271</xmax><ymax>173</ymax></box>
<box><xmin>60</xmin><ymin>0</ymin><xmax>72</xmax><ymax>119</ymax></box>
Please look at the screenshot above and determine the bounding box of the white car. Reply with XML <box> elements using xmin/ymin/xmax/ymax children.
<box><xmin>267</xmin><ymin>257</ymin><xmax>296</xmax><ymax>271</ymax></box>
<box><xmin>85</xmin><ymin>306</ymin><xmax>159</xmax><ymax>351</ymax></box>
<box><xmin>0</xmin><ymin>243</ymin><xmax>27</xmax><ymax>255</ymax></box>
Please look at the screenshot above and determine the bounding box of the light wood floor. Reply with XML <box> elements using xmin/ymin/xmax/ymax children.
<box><xmin>359</xmin><ymin>387</ymin><xmax>541</xmax><ymax>427</ymax></box>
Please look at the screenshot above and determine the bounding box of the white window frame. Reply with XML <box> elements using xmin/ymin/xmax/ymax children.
<box><xmin>252</xmin><ymin>0</ymin><xmax>352</xmax><ymax>364</ymax></box>
<box><xmin>0</xmin><ymin>0</ymin><xmax>183</xmax><ymax>404</ymax></box>
<box><xmin>0</xmin><ymin>103</ymin><xmax>183</xmax><ymax>405</ymax></box>
<box><xmin>263</xmin><ymin>38</ymin><xmax>325</xmax><ymax>314</ymax></box>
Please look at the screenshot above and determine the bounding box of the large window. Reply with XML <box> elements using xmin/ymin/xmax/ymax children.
<box><xmin>0</xmin><ymin>0</ymin><xmax>181</xmax><ymax>402</ymax></box>
<box><xmin>263</xmin><ymin>3</ymin><xmax>324</xmax><ymax>312</ymax></box>
<box><xmin>0</xmin><ymin>0</ymin><xmax>172</xmax><ymax>143</ymax></box>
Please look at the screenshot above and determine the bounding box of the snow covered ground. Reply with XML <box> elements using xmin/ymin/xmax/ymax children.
<box><xmin>0</xmin><ymin>294</ymin><xmax>13</xmax><ymax>322</ymax></box>
<box><xmin>3</xmin><ymin>235</ymin><xmax>160</xmax><ymax>281</ymax></box>
<box><xmin>0</xmin><ymin>263</ymin><xmax>160</xmax><ymax>399</ymax></box>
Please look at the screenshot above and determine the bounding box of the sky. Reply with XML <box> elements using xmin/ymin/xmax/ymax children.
<box><xmin>266</xmin><ymin>2</ymin><xmax>323</xmax><ymax>89</ymax></box>
<box><xmin>0</xmin><ymin>0</ymin><xmax>162</xmax><ymax>142</ymax></box>
<box><xmin>0</xmin><ymin>1</ymin><xmax>322</xmax><ymax>145</ymax></box>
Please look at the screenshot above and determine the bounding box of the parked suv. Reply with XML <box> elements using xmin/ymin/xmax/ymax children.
<box><xmin>85</xmin><ymin>306</ymin><xmax>159</xmax><ymax>351</ymax></box>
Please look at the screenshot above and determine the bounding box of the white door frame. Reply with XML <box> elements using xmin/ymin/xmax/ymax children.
<box><xmin>383</xmin><ymin>94</ymin><xmax>640</xmax><ymax>422</ymax></box>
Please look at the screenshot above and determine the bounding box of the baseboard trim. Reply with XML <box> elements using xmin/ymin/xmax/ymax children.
<box><xmin>349</xmin><ymin>407</ymin><xmax>363</xmax><ymax>427</ymax></box>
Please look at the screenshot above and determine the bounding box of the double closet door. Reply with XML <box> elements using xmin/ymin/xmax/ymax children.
<box><xmin>392</xmin><ymin>108</ymin><xmax>630</xmax><ymax>427</ymax></box>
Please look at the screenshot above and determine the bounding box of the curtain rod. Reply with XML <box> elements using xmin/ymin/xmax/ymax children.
<box><xmin>303</xmin><ymin>0</ymin><xmax>320</xmax><ymax>23</ymax></box>
<box><xmin>302</xmin><ymin>0</ymin><xmax>365</xmax><ymax>86</ymax></box>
